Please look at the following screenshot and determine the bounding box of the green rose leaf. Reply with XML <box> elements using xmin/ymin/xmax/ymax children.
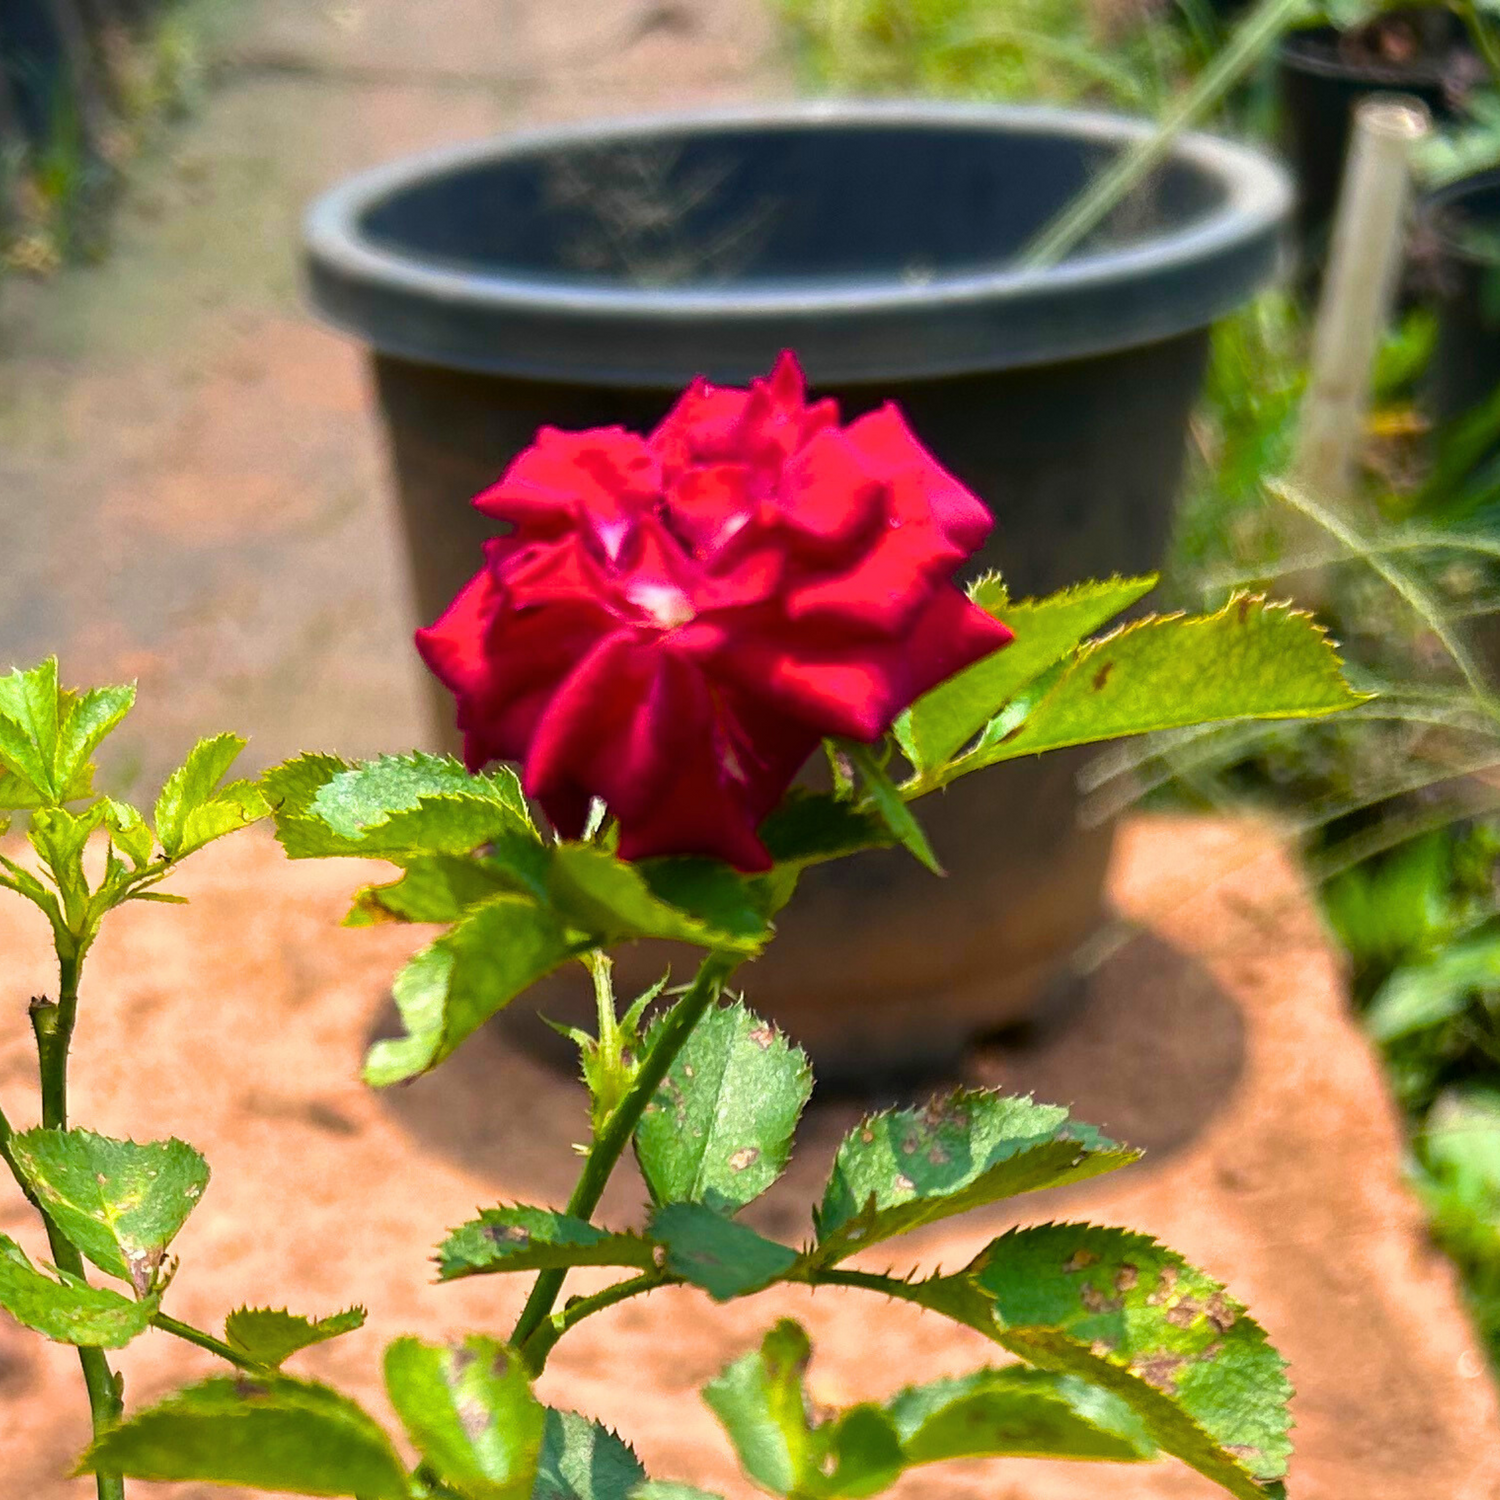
<box><xmin>0</xmin><ymin>1234</ymin><xmax>158</xmax><ymax>1348</ymax></box>
<box><xmin>0</xmin><ymin>660</ymin><xmax>133</xmax><ymax>807</ymax></box>
<box><xmin>55</xmin><ymin>683</ymin><xmax>136</xmax><ymax>796</ymax></box>
<box><xmin>885</xmin><ymin>1366</ymin><xmax>1153</xmax><ymax>1464</ymax></box>
<box><xmin>649</xmin><ymin>1203</ymin><xmax>800</xmax><ymax>1302</ymax></box>
<box><xmin>0</xmin><ymin>659</ymin><xmax>65</xmax><ymax>799</ymax></box>
<box><xmin>961</xmin><ymin>596</ymin><xmax>1367</xmax><ymax>774</ymax></box>
<box><xmin>901</xmin><ymin>575</ymin><xmax>1158</xmax><ymax>773</ymax></box>
<box><xmin>76</xmin><ymin>1374</ymin><xmax>411</xmax><ymax>1497</ymax></box>
<box><xmin>703</xmin><ymin>1320</ymin><xmax>904</xmax><ymax>1499</ymax></box>
<box><xmin>757</xmin><ymin>792</ymin><xmax>891</xmax><ymax>868</ymax></box>
<box><xmin>101</xmin><ymin>797</ymin><xmax>154</xmax><ymax>869</ymax></box>
<box><xmin>347</xmin><ymin>851</ymin><xmax>528</xmax><ymax>928</ymax></box>
<box><xmin>637</xmin><ymin>858</ymin><xmax>773</xmax><ymax>948</ymax></box>
<box><xmin>28</xmin><ymin>804</ymin><xmax>107</xmax><ymax>914</ymax></box>
<box><xmin>844</xmin><ymin>742</ymin><xmax>941</xmax><ymax>875</ymax></box>
<box><xmin>437</xmin><ymin>1206</ymin><xmax>657</xmax><ymax>1281</ymax></box>
<box><xmin>630</xmin><ymin>1486</ymin><xmax>725</xmax><ymax>1500</ymax></box>
<box><xmin>705</xmin><ymin>1329</ymin><xmax>1160</xmax><ymax>1499</ymax></box>
<box><xmin>810</xmin><ymin>1092</ymin><xmax>1138</xmax><ymax>1266</ymax></box>
<box><xmin>223</xmin><ymin>1305</ymin><xmax>368</xmax><ymax>1369</ymax></box>
<box><xmin>703</xmin><ymin>1320</ymin><xmax>820</xmax><ymax>1498</ymax></box>
<box><xmin>386</xmin><ymin>1335</ymin><xmax>546</xmax><ymax>1500</ymax></box>
<box><xmin>10</xmin><ymin>1128</ymin><xmax>209</xmax><ymax>1294</ymax></box>
<box><xmin>972</xmin><ymin>1223</ymin><xmax>1292</xmax><ymax>1498</ymax></box>
<box><xmin>364</xmin><ymin>896</ymin><xmax>579</xmax><ymax>1087</ymax></box>
<box><xmin>533</xmin><ymin>1409</ymin><xmax>646</xmax><ymax>1500</ymax></box>
<box><xmin>267</xmin><ymin>752</ymin><xmax>534</xmax><ymax>860</ymax></box>
<box><xmin>549</xmin><ymin>844</ymin><xmax>767</xmax><ymax>954</ymax></box>
<box><xmin>635</xmin><ymin>1002</ymin><xmax>811</xmax><ymax>1214</ymax></box>
<box><xmin>155</xmin><ymin>733</ymin><xmax>270</xmax><ymax>858</ymax></box>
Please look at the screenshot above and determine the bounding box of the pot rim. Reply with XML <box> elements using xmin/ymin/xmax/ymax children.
<box><xmin>1278</xmin><ymin>22</ymin><xmax>1463</xmax><ymax>89</ymax></box>
<box><xmin>1424</xmin><ymin>166</ymin><xmax>1500</xmax><ymax>264</ymax></box>
<box><xmin>303</xmin><ymin>99</ymin><xmax>1292</xmax><ymax>384</ymax></box>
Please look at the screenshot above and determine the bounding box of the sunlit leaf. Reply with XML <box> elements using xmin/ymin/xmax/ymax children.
<box><xmin>223</xmin><ymin>1306</ymin><xmax>367</xmax><ymax>1369</ymax></box>
<box><xmin>703</xmin><ymin>1320</ymin><xmax>903</xmax><ymax>1499</ymax></box>
<box><xmin>10</xmin><ymin>1128</ymin><xmax>209</xmax><ymax>1294</ymax></box>
<box><xmin>549</xmin><ymin>845</ymin><xmax>766</xmax><ymax>954</ymax></box>
<box><xmin>962</xmin><ymin>597</ymin><xmax>1367</xmax><ymax>774</ymax></box>
<box><xmin>533</xmin><ymin>1410</ymin><xmax>646</xmax><ymax>1500</ymax></box>
<box><xmin>76</xmin><ymin>1374</ymin><xmax>410</xmax><ymax>1497</ymax></box>
<box><xmin>971</xmin><ymin>1223</ymin><xmax>1292</xmax><ymax>1498</ymax></box>
<box><xmin>635</xmin><ymin>1003</ymin><xmax>811</xmax><ymax>1214</ymax></box>
<box><xmin>155</xmin><ymin>734</ymin><xmax>269</xmax><ymax>858</ymax></box>
<box><xmin>363</xmin><ymin>897</ymin><xmax>578</xmax><ymax>1086</ymax></box>
<box><xmin>267</xmin><ymin>752</ymin><xmax>533</xmax><ymax>860</ymax></box>
<box><xmin>886</xmin><ymin>1366</ymin><xmax>1152</xmax><ymax>1464</ymax></box>
<box><xmin>437</xmin><ymin>1207</ymin><xmax>656</xmax><ymax>1281</ymax></box>
<box><xmin>0</xmin><ymin>1235</ymin><xmax>158</xmax><ymax>1348</ymax></box>
<box><xmin>902</xmin><ymin>576</ymin><xmax>1157</xmax><ymax>772</ymax></box>
<box><xmin>810</xmin><ymin>1092</ymin><xmax>1137</xmax><ymax>1266</ymax></box>
<box><xmin>100</xmin><ymin>798</ymin><xmax>154</xmax><ymax>869</ymax></box>
<box><xmin>386</xmin><ymin>1335</ymin><xmax>546</xmax><ymax>1500</ymax></box>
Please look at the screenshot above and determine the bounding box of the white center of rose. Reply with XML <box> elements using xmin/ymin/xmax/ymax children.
<box><xmin>626</xmin><ymin>580</ymin><xmax>697</xmax><ymax>630</ymax></box>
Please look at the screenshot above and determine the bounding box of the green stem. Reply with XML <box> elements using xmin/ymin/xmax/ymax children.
<box><xmin>27</xmin><ymin>943</ymin><xmax>125</xmax><ymax>1500</ymax></box>
<box><xmin>149</xmin><ymin>1313</ymin><xmax>260</xmax><ymax>1371</ymax></box>
<box><xmin>1018</xmin><ymin>0</ymin><xmax>1306</xmax><ymax>269</ymax></box>
<box><xmin>519</xmin><ymin>1271</ymin><xmax>675</xmax><ymax>1370</ymax></box>
<box><xmin>509</xmin><ymin>951</ymin><xmax>738</xmax><ymax>1363</ymax></box>
<box><xmin>35</xmin><ymin>946</ymin><xmax>81</xmax><ymax>1131</ymax></box>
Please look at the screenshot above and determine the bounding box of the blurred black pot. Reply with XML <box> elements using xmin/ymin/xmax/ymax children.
<box><xmin>304</xmin><ymin>102</ymin><xmax>1289</xmax><ymax>1083</ymax></box>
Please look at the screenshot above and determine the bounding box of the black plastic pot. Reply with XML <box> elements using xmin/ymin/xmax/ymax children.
<box><xmin>1278</xmin><ymin>21</ymin><xmax>1468</xmax><ymax>265</ymax></box>
<box><xmin>304</xmin><ymin>102</ymin><xmax>1290</xmax><ymax>1084</ymax></box>
<box><xmin>1424</xmin><ymin>168</ymin><xmax>1500</xmax><ymax>422</ymax></box>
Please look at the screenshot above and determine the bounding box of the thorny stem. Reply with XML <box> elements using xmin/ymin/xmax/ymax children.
<box><xmin>519</xmin><ymin>1271</ymin><xmax>676</xmax><ymax>1369</ymax></box>
<box><xmin>149</xmin><ymin>1313</ymin><xmax>260</xmax><ymax>1371</ymax></box>
<box><xmin>36</xmin><ymin>945</ymin><xmax>82</xmax><ymax>1132</ymax></box>
<box><xmin>509</xmin><ymin>951</ymin><xmax>739</xmax><ymax>1366</ymax></box>
<box><xmin>19</xmin><ymin>942</ymin><xmax>127</xmax><ymax>1500</ymax></box>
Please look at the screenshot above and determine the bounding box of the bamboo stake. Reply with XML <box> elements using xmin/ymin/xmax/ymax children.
<box><xmin>1289</xmin><ymin>95</ymin><xmax>1431</xmax><ymax>506</ymax></box>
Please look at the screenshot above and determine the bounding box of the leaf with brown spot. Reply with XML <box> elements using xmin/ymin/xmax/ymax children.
<box><xmin>9</xmin><ymin>1128</ymin><xmax>208</xmax><ymax>1295</ymax></box>
<box><xmin>437</xmin><ymin>1206</ymin><xmax>657</xmax><ymax>1281</ymax></box>
<box><xmin>900</xmin><ymin>575</ymin><xmax>1160</xmax><ymax>772</ymax></box>
<box><xmin>77</xmin><ymin>1374</ymin><xmax>409</xmax><ymax>1497</ymax></box>
<box><xmin>957</xmin><ymin>595</ymin><xmax>1368</xmax><ymax>777</ymax></box>
<box><xmin>386</xmin><ymin>1335</ymin><xmax>545</xmax><ymax>1499</ymax></box>
<box><xmin>968</xmin><ymin>1224</ymin><xmax>1292</xmax><ymax>1500</ymax></box>
<box><xmin>635</xmin><ymin>1002</ymin><xmax>811</xmax><ymax>1215</ymax></box>
<box><xmin>811</xmin><ymin>1091</ymin><xmax>1138</xmax><ymax>1267</ymax></box>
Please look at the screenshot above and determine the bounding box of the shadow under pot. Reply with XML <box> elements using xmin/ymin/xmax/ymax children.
<box><xmin>302</xmin><ymin>102</ymin><xmax>1291</xmax><ymax>1086</ymax></box>
<box><xmin>1278</xmin><ymin>16</ymin><xmax>1474</xmax><ymax>269</ymax></box>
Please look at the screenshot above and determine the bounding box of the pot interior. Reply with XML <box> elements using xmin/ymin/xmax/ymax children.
<box><xmin>356</xmin><ymin>120</ymin><xmax>1225</xmax><ymax>289</ymax></box>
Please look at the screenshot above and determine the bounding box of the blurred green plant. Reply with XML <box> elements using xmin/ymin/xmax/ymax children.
<box><xmin>1124</xmin><ymin>292</ymin><xmax>1500</xmax><ymax>1366</ymax></box>
<box><xmin>776</xmin><ymin>0</ymin><xmax>1194</xmax><ymax>112</ymax></box>
<box><xmin>2</xmin><ymin>0</ymin><xmax>233</xmax><ymax>274</ymax></box>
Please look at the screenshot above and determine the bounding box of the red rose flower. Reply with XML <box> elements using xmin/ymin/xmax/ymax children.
<box><xmin>416</xmin><ymin>353</ymin><xmax>1012</xmax><ymax>871</ymax></box>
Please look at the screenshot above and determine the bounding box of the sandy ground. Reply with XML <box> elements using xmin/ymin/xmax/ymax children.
<box><xmin>1</xmin><ymin>816</ymin><xmax>1497</xmax><ymax>1500</ymax></box>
